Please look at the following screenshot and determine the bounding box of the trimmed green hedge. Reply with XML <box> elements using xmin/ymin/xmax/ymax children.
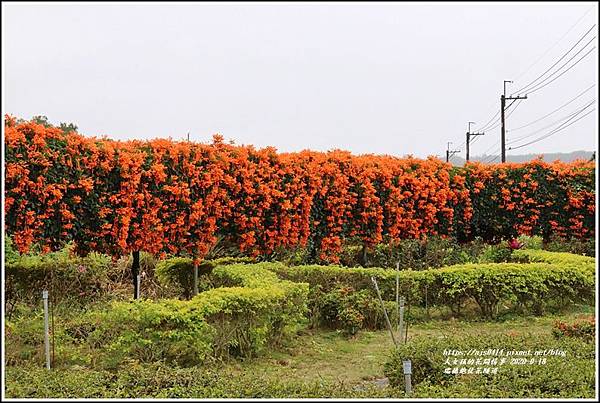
<box><xmin>512</xmin><ymin>249</ymin><xmax>595</xmax><ymax>268</ymax></box>
<box><xmin>384</xmin><ymin>333</ymin><xmax>595</xmax><ymax>398</ymax></box>
<box><xmin>63</xmin><ymin>263</ymin><xmax>308</xmax><ymax>368</ymax></box>
<box><xmin>265</xmin><ymin>251</ymin><xmax>595</xmax><ymax>319</ymax></box>
<box><xmin>4</xmin><ymin>245</ymin><xmax>112</xmax><ymax>310</ymax></box>
<box><xmin>4</xmin><ymin>363</ymin><xmax>397</xmax><ymax>399</ymax></box>
<box><xmin>155</xmin><ymin>256</ymin><xmax>257</xmax><ymax>299</ymax></box>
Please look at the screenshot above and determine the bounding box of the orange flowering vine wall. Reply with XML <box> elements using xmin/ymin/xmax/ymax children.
<box><xmin>4</xmin><ymin>116</ymin><xmax>595</xmax><ymax>263</ymax></box>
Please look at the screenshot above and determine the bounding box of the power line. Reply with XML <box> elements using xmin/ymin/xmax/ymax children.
<box><xmin>508</xmin><ymin>106</ymin><xmax>596</xmax><ymax>151</ymax></box>
<box><xmin>479</xmin><ymin>96</ymin><xmax>591</xmax><ymax>159</ymax></box>
<box><xmin>512</xmin><ymin>7</ymin><xmax>594</xmax><ymax>83</ymax></box>
<box><xmin>507</xmin><ymin>99</ymin><xmax>596</xmax><ymax>145</ymax></box>
<box><xmin>468</xmin><ymin>100</ymin><xmax>521</xmax><ymax>161</ymax></box>
<box><xmin>511</xmin><ymin>24</ymin><xmax>596</xmax><ymax>95</ymax></box>
<box><xmin>478</xmin><ymin>95</ymin><xmax>524</xmax><ymax>163</ymax></box>
<box><xmin>525</xmin><ymin>45</ymin><xmax>597</xmax><ymax>95</ymax></box>
<box><xmin>460</xmin><ymin>13</ymin><xmax>596</xmax><ymax>164</ymax></box>
<box><xmin>521</xmin><ymin>35</ymin><xmax>596</xmax><ymax>96</ymax></box>
<box><xmin>521</xmin><ymin>35</ymin><xmax>596</xmax><ymax>95</ymax></box>
<box><xmin>478</xmin><ymin>109</ymin><xmax>501</xmax><ymax>132</ymax></box>
<box><xmin>487</xmin><ymin>155</ymin><xmax>500</xmax><ymax>163</ymax></box>
<box><xmin>480</xmin><ymin>143</ymin><xmax>501</xmax><ymax>162</ymax></box>
<box><xmin>470</xmin><ymin>133</ymin><xmax>484</xmax><ymax>145</ymax></box>
<box><xmin>509</xmin><ymin>84</ymin><xmax>596</xmax><ymax>131</ymax></box>
<box><xmin>476</xmin><ymin>8</ymin><xmax>593</xmax><ymax>147</ymax></box>
<box><xmin>486</xmin><ymin>99</ymin><xmax>523</xmax><ymax>132</ymax></box>
<box><xmin>479</xmin><ymin>149</ymin><xmax>502</xmax><ymax>163</ymax></box>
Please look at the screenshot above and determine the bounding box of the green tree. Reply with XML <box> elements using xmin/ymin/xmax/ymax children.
<box><xmin>31</xmin><ymin>115</ymin><xmax>51</xmax><ymax>127</ymax></box>
<box><xmin>30</xmin><ymin>115</ymin><xmax>78</xmax><ymax>133</ymax></box>
<box><xmin>59</xmin><ymin>122</ymin><xmax>78</xmax><ymax>134</ymax></box>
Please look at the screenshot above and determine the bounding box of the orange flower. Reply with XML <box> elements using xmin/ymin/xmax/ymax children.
<box><xmin>3</xmin><ymin>114</ymin><xmax>594</xmax><ymax>260</ymax></box>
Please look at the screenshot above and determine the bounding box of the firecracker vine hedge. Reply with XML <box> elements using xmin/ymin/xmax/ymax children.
<box><xmin>4</xmin><ymin>116</ymin><xmax>595</xmax><ymax>263</ymax></box>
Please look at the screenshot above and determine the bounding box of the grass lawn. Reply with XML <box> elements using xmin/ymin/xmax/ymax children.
<box><xmin>4</xmin><ymin>305</ymin><xmax>595</xmax><ymax>398</ymax></box>
<box><xmin>223</xmin><ymin>305</ymin><xmax>594</xmax><ymax>387</ymax></box>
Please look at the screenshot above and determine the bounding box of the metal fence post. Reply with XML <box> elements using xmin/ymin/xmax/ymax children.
<box><xmin>42</xmin><ymin>290</ymin><xmax>50</xmax><ymax>370</ymax></box>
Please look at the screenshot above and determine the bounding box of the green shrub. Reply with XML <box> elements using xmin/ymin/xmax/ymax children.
<box><xmin>552</xmin><ymin>316</ymin><xmax>595</xmax><ymax>342</ymax></box>
<box><xmin>517</xmin><ymin>235</ymin><xmax>544</xmax><ymax>250</ymax></box>
<box><xmin>316</xmin><ymin>286</ymin><xmax>364</xmax><ymax>335</ymax></box>
<box><xmin>155</xmin><ymin>257</ymin><xmax>196</xmax><ymax>299</ymax></box>
<box><xmin>5</xmin><ymin>244</ymin><xmax>113</xmax><ymax>313</ymax></box>
<box><xmin>64</xmin><ymin>263</ymin><xmax>308</xmax><ymax>368</ymax></box>
<box><xmin>5</xmin><ymin>234</ymin><xmax>20</xmax><ymax>265</ymax></box>
<box><xmin>309</xmin><ymin>284</ymin><xmax>399</xmax><ymax>334</ymax></box>
<box><xmin>155</xmin><ymin>256</ymin><xmax>256</xmax><ymax>299</ymax></box>
<box><xmin>4</xmin><ymin>363</ymin><xmax>398</xmax><ymax>398</ymax></box>
<box><xmin>5</xmin><ymin>313</ymin><xmax>47</xmax><ymax>366</ymax></box>
<box><xmin>268</xmin><ymin>246</ymin><xmax>312</xmax><ymax>266</ymax></box>
<box><xmin>543</xmin><ymin>235</ymin><xmax>595</xmax><ymax>257</ymax></box>
<box><xmin>385</xmin><ymin>333</ymin><xmax>595</xmax><ymax>398</ymax></box>
<box><xmin>478</xmin><ymin>243</ymin><xmax>513</xmax><ymax>263</ymax></box>
<box><xmin>338</xmin><ymin>236</ymin><xmax>476</xmax><ymax>270</ymax></box>
<box><xmin>512</xmin><ymin>249</ymin><xmax>595</xmax><ymax>268</ymax></box>
<box><xmin>267</xmin><ymin>254</ymin><xmax>595</xmax><ymax>320</ymax></box>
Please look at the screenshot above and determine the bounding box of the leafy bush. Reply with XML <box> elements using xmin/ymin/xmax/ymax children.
<box><xmin>5</xmin><ymin>234</ymin><xmax>20</xmax><ymax>264</ymax></box>
<box><xmin>61</xmin><ymin>263</ymin><xmax>308</xmax><ymax>368</ymax></box>
<box><xmin>543</xmin><ymin>235</ymin><xmax>596</xmax><ymax>257</ymax></box>
<box><xmin>511</xmin><ymin>249</ymin><xmax>595</xmax><ymax>268</ymax></box>
<box><xmin>4</xmin><ymin>363</ymin><xmax>398</xmax><ymax>398</ymax></box>
<box><xmin>478</xmin><ymin>243</ymin><xmax>513</xmax><ymax>263</ymax></box>
<box><xmin>385</xmin><ymin>332</ymin><xmax>595</xmax><ymax>398</ymax></box>
<box><xmin>552</xmin><ymin>316</ymin><xmax>595</xmax><ymax>342</ymax></box>
<box><xmin>338</xmin><ymin>237</ymin><xmax>476</xmax><ymax>270</ymax></box>
<box><xmin>5</xmin><ymin>244</ymin><xmax>113</xmax><ymax>314</ymax></box>
<box><xmin>6</xmin><ymin>117</ymin><xmax>594</xmax><ymax>266</ymax></box>
<box><xmin>267</xmin><ymin>253</ymin><xmax>595</xmax><ymax>319</ymax></box>
<box><xmin>311</xmin><ymin>285</ymin><xmax>396</xmax><ymax>335</ymax></box>
<box><xmin>155</xmin><ymin>256</ymin><xmax>256</xmax><ymax>299</ymax></box>
<box><xmin>517</xmin><ymin>235</ymin><xmax>544</xmax><ymax>250</ymax></box>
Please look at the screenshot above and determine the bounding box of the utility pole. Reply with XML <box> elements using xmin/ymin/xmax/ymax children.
<box><xmin>446</xmin><ymin>141</ymin><xmax>460</xmax><ymax>163</ymax></box>
<box><xmin>501</xmin><ymin>80</ymin><xmax>527</xmax><ymax>163</ymax></box>
<box><xmin>466</xmin><ymin>121</ymin><xmax>484</xmax><ymax>162</ymax></box>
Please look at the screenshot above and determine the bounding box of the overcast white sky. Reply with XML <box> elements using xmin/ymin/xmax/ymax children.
<box><xmin>2</xmin><ymin>2</ymin><xmax>598</xmax><ymax>159</ymax></box>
